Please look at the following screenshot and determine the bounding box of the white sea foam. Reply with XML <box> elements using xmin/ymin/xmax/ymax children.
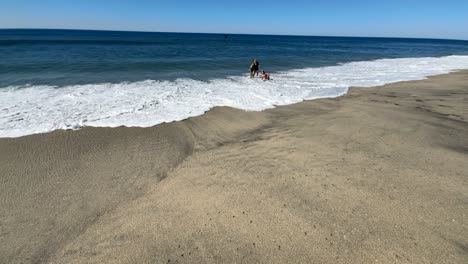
<box><xmin>1</xmin><ymin>55</ymin><xmax>468</xmax><ymax>138</ymax></box>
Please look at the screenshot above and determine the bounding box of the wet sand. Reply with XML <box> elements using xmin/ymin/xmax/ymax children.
<box><xmin>1</xmin><ymin>71</ymin><xmax>467</xmax><ymax>263</ymax></box>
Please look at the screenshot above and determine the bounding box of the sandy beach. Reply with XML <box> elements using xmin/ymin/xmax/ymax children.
<box><xmin>1</xmin><ymin>71</ymin><xmax>467</xmax><ymax>263</ymax></box>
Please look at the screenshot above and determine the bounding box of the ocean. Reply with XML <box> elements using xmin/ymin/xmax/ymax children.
<box><xmin>1</xmin><ymin>29</ymin><xmax>468</xmax><ymax>137</ymax></box>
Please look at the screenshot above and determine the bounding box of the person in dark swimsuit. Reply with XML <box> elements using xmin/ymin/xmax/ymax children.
<box><xmin>253</xmin><ymin>59</ymin><xmax>260</xmax><ymax>76</ymax></box>
<box><xmin>250</xmin><ymin>59</ymin><xmax>260</xmax><ymax>78</ymax></box>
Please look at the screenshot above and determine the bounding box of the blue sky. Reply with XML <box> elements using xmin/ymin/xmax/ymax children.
<box><xmin>1</xmin><ymin>0</ymin><xmax>467</xmax><ymax>40</ymax></box>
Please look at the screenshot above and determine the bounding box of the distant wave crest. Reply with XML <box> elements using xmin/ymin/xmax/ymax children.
<box><xmin>0</xmin><ymin>39</ymin><xmax>159</xmax><ymax>46</ymax></box>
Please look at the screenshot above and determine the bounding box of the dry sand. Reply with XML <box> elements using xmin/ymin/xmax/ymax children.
<box><xmin>1</xmin><ymin>71</ymin><xmax>467</xmax><ymax>264</ymax></box>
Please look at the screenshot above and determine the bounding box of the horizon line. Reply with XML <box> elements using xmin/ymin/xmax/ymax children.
<box><xmin>1</xmin><ymin>27</ymin><xmax>467</xmax><ymax>42</ymax></box>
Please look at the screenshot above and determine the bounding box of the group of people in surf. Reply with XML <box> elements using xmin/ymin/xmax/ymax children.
<box><xmin>249</xmin><ymin>59</ymin><xmax>270</xmax><ymax>81</ymax></box>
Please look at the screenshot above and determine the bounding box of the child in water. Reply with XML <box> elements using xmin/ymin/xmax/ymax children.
<box><xmin>261</xmin><ymin>70</ymin><xmax>270</xmax><ymax>80</ymax></box>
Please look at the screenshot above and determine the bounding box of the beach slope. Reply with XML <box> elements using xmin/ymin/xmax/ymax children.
<box><xmin>1</xmin><ymin>71</ymin><xmax>467</xmax><ymax>263</ymax></box>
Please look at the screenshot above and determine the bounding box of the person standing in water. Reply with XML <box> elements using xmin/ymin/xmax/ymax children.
<box><xmin>249</xmin><ymin>59</ymin><xmax>260</xmax><ymax>78</ymax></box>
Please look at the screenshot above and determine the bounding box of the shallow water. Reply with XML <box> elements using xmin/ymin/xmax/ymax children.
<box><xmin>1</xmin><ymin>29</ymin><xmax>468</xmax><ymax>137</ymax></box>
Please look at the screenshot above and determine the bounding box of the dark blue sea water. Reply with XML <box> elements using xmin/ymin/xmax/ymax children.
<box><xmin>1</xmin><ymin>29</ymin><xmax>468</xmax><ymax>137</ymax></box>
<box><xmin>1</xmin><ymin>29</ymin><xmax>468</xmax><ymax>87</ymax></box>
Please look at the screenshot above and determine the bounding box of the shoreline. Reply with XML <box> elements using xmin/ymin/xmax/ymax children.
<box><xmin>3</xmin><ymin>55</ymin><xmax>468</xmax><ymax>139</ymax></box>
<box><xmin>1</xmin><ymin>71</ymin><xmax>467</xmax><ymax>263</ymax></box>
